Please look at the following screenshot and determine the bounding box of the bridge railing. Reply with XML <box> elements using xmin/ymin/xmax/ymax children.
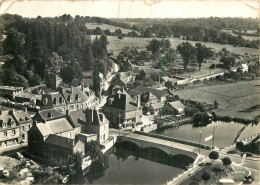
<box><xmin>134</xmin><ymin>131</ymin><xmax>212</xmax><ymax>150</ymax></box>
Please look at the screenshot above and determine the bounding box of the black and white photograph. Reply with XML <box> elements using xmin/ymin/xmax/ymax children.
<box><xmin>0</xmin><ymin>0</ymin><xmax>259</xmax><ymax>184</ymax></box>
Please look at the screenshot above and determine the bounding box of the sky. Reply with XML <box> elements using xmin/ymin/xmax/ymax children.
<box><xmin>1</xmin><ymin>0</ymin><xmax>259</xmax><ymax>18</ymax></box>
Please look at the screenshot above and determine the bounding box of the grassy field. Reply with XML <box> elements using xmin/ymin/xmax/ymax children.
<box><xmin>91</xmin><ymin>35</ymin><xmax>259</xmax><ymax>55</ymax></box>
<box><xmin>175</xmin><ymin>80</ymin><xmax>260</xmax><ymax>120</ymax></box>
<box><xmin>221</xmin><ymin>29</ymin><xmax>259</xmax><ymax>41</ymax></box>
<box><xmin>85</xmin><ymin>23</ymin><xmax>133</xmax><ymax>34</ymax></box>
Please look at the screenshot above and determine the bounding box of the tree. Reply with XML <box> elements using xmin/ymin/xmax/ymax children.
<box><xmin>177</xmin><ymin>42</ymin><xmax>196</xmax><ymax>71</ymax></box>
<box><xmin>72</xmin><ymin>152</ymin><xmax>83</xmax><ymax>173</ymax></box>
<box><xmin>60</xmin><ymin>65</ymin><xmax>74</xmax><ymax>83</ymax></box>
<box><xmin>236</xmin><ymin>141</ymin><xmax>244</xmax><ymax>149</ymax></box>
<box><xmin>201</xmin><ymin>171</ymin><xmax>211</xmax><ymax>184</ymax></box>
<box><xmin>209</xmin><ymin>151</ymin><xmax>219</xmax><ymax>163</ymax></box>
<box><xmin>86</xmin><ymin>140</ymin><xmax>104</xmax><ymax>163</ymax></box>
<box><xmin>195</xmin><ymin>43</ymin><xmax>214</xmax><ymax>71</ymax></box>
<box><xmin>193</xmin><ymin>112</ymin><xmax>210</xmax><ymax>126</ymax></box>
<box><xmin>222</xmin><ymin>157</ymin><xmax>232</xmax><ymax>169</ymax></box>
<box><xmin>118</xmin><ymin>34</ymin><xmax>124</xmax><ymax>39</ymax></box>
<box><xmin>147</xmin><ymin>39</ymin><xmax>160</xmax><ymax>54</ymax></box>
<box><xmin>214</xmin><ymin>100</ymin><xmax>219</xmax><ymax>109</ymax></box>
<box><xmin>3</xmin><ymin>28</ymin><xmax>25</xmax><ymax>55</ymax></box>
<box><xmin>196</xmin><ymin>103</ymin><xmax>205</xmax><ymax>112</ymax></box>
<box><xmin>220</xmin><ymin>56</ymin><xmax>236</xmax><ymax>69</ymax></box>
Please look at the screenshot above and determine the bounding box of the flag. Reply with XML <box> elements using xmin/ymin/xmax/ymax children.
<box><xmin>205</xmin><ymin>135</ymin><xmax>213</xmax><ymax>142</ymax></box>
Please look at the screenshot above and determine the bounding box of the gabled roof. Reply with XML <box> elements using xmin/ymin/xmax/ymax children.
<box><xmin>105</xmin><ymin>90</ymin><xmax>138</xmax><ymax>111</ymax></box>
<box><xmin>168</xmin><ymin>101</ymin><xmax>185</xmax><ymax>110</ymax></box>
<box><xmin>86</xmin><ymin>109</ymin><xmax>109</xmax><ymax>126</ymax></box>
<box><xmin>0</xmin><ymin>110</ymin><xmax>15</xmax><ymax>124</ymax></box>
<box><xmin>34</xmin><ymin>109</ymin><xmax>64</xmax><ymax>122</ymax></box>
<box><xmin>61</xmin><ymin>87</ymin><xmax>89</xmax><ymax>104</ymax></box>
<box><xmin>68</xmin><ymin>109</ymin><xmax>86</xmax><ymax>128</ymax></box>
<box><xmin>12</xmin><ymin>110</ymin><xmax>32</xmax><ymax>123</ymax></box>
<box><xmin>132</xmin><ymin>86</ymin><xmax>167</xmax><ymax>97</ymax></box>
<box><xmin>45</xmin><ymin>134</ymin><xmax>74</xmax><ymax>149</ymax></box>
<box><xmin>141</xmin><ymin>68</ymin><xmax>161</xmax><ymax>75</ymax></box>
<box><xmin>36</xmin><ymin>118</ymin><xmax>74</xmax><ymax>137</ymax></box>
<box><xmin>151</xmin><ymin>102</ymin><xmax>163</xmax><ymax>110</ymax></box>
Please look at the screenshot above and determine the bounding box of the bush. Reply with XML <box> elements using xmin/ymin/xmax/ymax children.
<box><xmin>236</xmin><ymin>141</ymin><xmax>244</xmax><ymax>149</ymax></box>
<box><xmin>193</xmin><ymin>112</ymin><xmax>210</xmax><ymax>126</ymax></box>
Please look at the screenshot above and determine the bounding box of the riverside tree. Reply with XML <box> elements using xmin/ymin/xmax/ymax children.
<box><xmin>222</xmin><ymin>157</ymin><xmax>232</xmax><ymax>169</ymax></box>
<box><xmin>177</xmin><ymin>42</ymin><xmax>196</xmax><ymax>71</ymax></box>
<box><xmin>209</xmin><ymin>151</ymin><xmax>219</xmax><ymax>163</ymax></box>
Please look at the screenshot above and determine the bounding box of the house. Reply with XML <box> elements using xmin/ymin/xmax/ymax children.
<box><xmin>103</xmin><ymin>90</ymin><xmax>142</xmax><ymax>128</ymax></box>
<box><xmin>121</xmin><ymin>59</ymin><xmax>133</xmax><ymax>72</ymax></box>
<box><xmin>14</xmin><ymin>92</ymin><xmax>42</xmax><ymax>106</ymax></box>
<box><xmin>41</xmin><ymin>87</ymin><xmax>90</xmax><ymax>113</ymax></box>
<box><xmin>0</xmin><ymin>86</ymin><xmax>23</xmax><ymax>100</ymax></box>
<box><xmin>112</xmin><ymin>72</ymin><xmax>136</xmax><ymax>89</ymax></box>
<box><xmin>165</xmin><ymin>101</ymin><xmax>185</xmax><ymax>115</ymax></box>
<box><xmin>28</xmin><ymin>109</ymin><xmax>82</xmax><ymax>156</ymax></box>
<box><xmin>0</xmin><ymin>108</ymin><xmax>32</xmax><ymax>150</ymax></box>
<box><xmin>140</xmin><ymin>68</ymin><xmax>161</xmax><ymax>80</ymax></box>
<box><xmin>49</xmin><ymin>74</ymin><xmax>63</xmax><ymax>90</ymax></box>
<box><xmin>44</xmin><ymin>134</ymin><xmax>85</xmax><ymax>161</ymax></box>
<box><xmin>85</xmin><ymin>109</ymin><xmax>109</xmax><ymax>144</ymax></box>
<box><xmin>237</xmin><ymin>64</ymin><xmax>249</xmax><ymax>73</ymax></box>
<box><xmin>149</xmin><ymin>102</ymin><xmax>164</xmax><ymax>116</ymax></box>
<box><xmin>129</xmin><ymin>86</ymin><xmax>167</xmax><ymax>106</ymax></box>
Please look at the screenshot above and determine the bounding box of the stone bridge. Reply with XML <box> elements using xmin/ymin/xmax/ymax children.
<box><xmin>118</xmin><ymin>131</ymin><xmax>203</xmax><ymax>160</ymax></box>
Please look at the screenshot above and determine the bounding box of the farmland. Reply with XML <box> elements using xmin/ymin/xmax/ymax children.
<box><xmin>174</xmin><ymin>80</ymin><xmax>260</xmax><ymax>120</ymax></box>
<box><xmin>85</xmin><ymin>23</ymin><xmax>133</xmax><ymax>34</ymax></box>
<box><xmin>91</xmin><ymin>35</ymin><xmax>259</xmax><ymax>55</ymax></box>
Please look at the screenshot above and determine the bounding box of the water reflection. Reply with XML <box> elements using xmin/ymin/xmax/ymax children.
<box><xmin>84</xmin><ymin>142</ymin><xmax>194</xmax><ymax>184</ymax></box>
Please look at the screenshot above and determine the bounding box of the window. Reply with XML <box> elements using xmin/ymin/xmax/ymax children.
<box><xmin>3</xmin><ymin>131</ymin><xmax>7</xmax><ymax>137</ymax></box>
<box><xmin>22</xmin><ymin>126</ymin><xmax>25</xmax><ymax>130</ymax></box>
<box><xmin>12</xmin><ymin>130</ymin><xmax>16</xmax><ymax>136</ymax></box>
<box><xmin>3</xmin><ymin>123</ymin><xmax>7</xmax><ymax>128</ymax></box>
<box><xmin>28</xmin><ymin>125</ymin><xmax>31</xmax><ymax>129</ymax></box>
<box><xmin>11</xmin><ymin>122</ymin><xmax>15</xmax><ymax>127</ymax></box>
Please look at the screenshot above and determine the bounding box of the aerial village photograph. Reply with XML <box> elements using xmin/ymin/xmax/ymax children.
<box><xmin>0</xmin><ymin>0</ymin><xmax>259</xmax><ymax>184</ymax></box>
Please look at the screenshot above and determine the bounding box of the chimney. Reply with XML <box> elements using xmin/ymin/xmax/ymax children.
<box><xmin>10</xmin><ymin>109</ymin><xmax>14</xmax><ymax>115</ymax></box>
<box><xmin>33</xmin><ymin>120</ymin><xmax>37</xmax><ymax>126</ymax></box>
<box><xmin>43</xmin><ymin>119</ymin><xmax>46</xmax><ymax>123</ymax></box>
<box><xmin>0</xmin><ymin>109</ymin><xmax>2</xmax><ymax>115</ymax></box>
<box><xmin>91</xmin><ymin>109</ymin><xmax>93</xmax><ymax>122</ymax></box>
<box><xmin>23</xmin><ymin>107</ymin><xmax>27</xmax><ymax>113</ymax></box>
<box><xmin>66</xmin><ymin>109</ymin><xmax>70</xmax><ymax>116</ymax></box>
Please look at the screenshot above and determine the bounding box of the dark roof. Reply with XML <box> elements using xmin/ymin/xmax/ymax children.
<box><xmin>68</xmin><ymin>109</ymin><xmax>86</xmax><ymax>127</ymax></box>
<box><xmin>86</xmin><ymin>109</ymin><xmax>109</xmax><ymax>126</ymax></box>
<box><xmin>132</xmin><ymin>86</ymin><xmax>166</xmax><ymax>97</ymax></box>
<box><xmin>105</xmin><ymin>90</ymin><xmax>138</xmax><ymax>111</ymax></box>
<box><xmin>45</xmin><ymin>134</ymin><xmax>74</xmax><ymax>149</ymax></box>
<box><xmin>13</xmin><ymin>110</ymin><xmax>32</xmax><ymax>123</ymax></box>
<box><xmin>34</xmin><ymin>109</ymin><xmax>64</xmax><ymax>122</ymax></box>
<box><xmin>141</xmin><ymin>68</ymin><xmax>161</xmax><ymax>75</ymax></box>
<box><xmin>61</xmin><ymin>87</ymin><xmax>89</xmax><ymax>104</ymax></box>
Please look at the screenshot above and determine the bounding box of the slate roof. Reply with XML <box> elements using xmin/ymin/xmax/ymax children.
<box><xmin>45</xmin><ymin>134</ymin><xmax>74</xmax><ymax>149</ymax></box>
<box><xmin>34</xmin><ymin>109</ymin><xmax>64</xmax><ymax>122</ymax></box>
<box><xmin>13</xmin><ymin>110</ymin><xmax>32</xmax><ymax>123</ymax></box>
<box><xmin>141</xmin><ymin>68</ymin><xmax>161</xmax><ymax>75</ymax></box>
<box><xmin>105</xmin><ymin>90</ymin><xmax>138</xmax><ymax>111</ymax></box>
<box><xmin>168</xmin><ymin>101</ymin><xmax>185</xmax><ymax>110</ymax></box>
<box><xmin>36</xmin><ymin>118</ymin><xmax>74</xmax><ymax>137</ymax></box>
<box><xmin>61</xmin><ymin>87</ymin><xmax>89</xmax><ymax>104</ymax></box>
<box><xmin>86</xmin><ymin>109</ymin><xmax>109</xmax><ymax>126</ymax></box>
<box><xmin>68</xmin><ymin>109</ymin><xmax>86</xmax><ymax>128</ymax></box>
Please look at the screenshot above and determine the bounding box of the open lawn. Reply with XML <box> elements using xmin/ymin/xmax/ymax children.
<box><xmin>91</xmin><ymin>35</ymin><xmax>259</xmax><ymax>55</ymax></box>
<box><xmin>85</xmin><ymin>23</ymin><xmax>133</xmax><ymax>34</ymax></box>
<box><xmin>175</xmin><ymin>80</ymin><xmax>260</xmax><ymax>120</ymax></box>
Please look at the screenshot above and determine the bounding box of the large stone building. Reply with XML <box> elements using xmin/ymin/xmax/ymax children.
<box><xmin>41</xmin><ymin>86</ymin><xmax>97</xmax><ymax>113</ymax></box>
<box><xmin>0</xmin><ymin>108</ymin><xmax>32</xmax><ymax>150</ymax></box>
<box><xmin>103</xmin><ymin>90</ymin><xmax>142</xmax><ymax>128</ymax></box>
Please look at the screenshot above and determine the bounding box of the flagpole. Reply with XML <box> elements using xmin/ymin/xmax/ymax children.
<box><xmin>212</xmin><ymin>126</ymin><xmax>216</xmax><ymax>149</ymax></box>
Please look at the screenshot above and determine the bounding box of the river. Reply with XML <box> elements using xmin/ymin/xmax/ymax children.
<box><xmin>153</xmin><ymin>121</ymin><xmax>259</xmax><ymax>148</ymax></box>
<box><xmin>71</xmin><ymin>142</ymin><xmax>196</xmax><ymax>184</ymax></box>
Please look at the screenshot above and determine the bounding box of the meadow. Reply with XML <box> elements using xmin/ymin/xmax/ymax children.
<box><xmin>91</xmin><ymin>35</ymin><xmax>259</xmax><ymax>55</ymax></box>
<box><xmin>175</xmin><ymin>80</ymin><xmax>260</xmax><ymax>120</ymax></box>
<box><xmin>85</xmin><ymin>23</ymin><xmax>133</xmax><ymax>34</ymax></box>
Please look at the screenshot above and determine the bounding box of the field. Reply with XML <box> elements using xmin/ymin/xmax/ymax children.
<box><xmin>85</xmin><ymin>23</ymin><xmax>133</xmax><ymax>34</ymax></box>
<box><xmin>221</xmin><ymin>29</ymin><xmax>259</xmax><ymax>41</ymax></box>
<box><xmin>175</xmin><ymin>80</ymin><xmax>260</xmax><ymax>120</ymax></box>
<box><xmin>91</xmin><ymin>35</ymin><xmax>259</xmax><ymax>55</ymax></box>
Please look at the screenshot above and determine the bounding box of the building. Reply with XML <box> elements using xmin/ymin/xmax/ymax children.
<box><xmin>103</xmin><ymin>90</ymin><xmax>142</xmax><ymax>128</ymax></box>
<box><xmin>0</xmin><ymin>108</ymin><xmax>32</xmax><ymax>149</ymax></box>
<box><xmin>165</xmin><ymin>101</ymin><xmax>186</xmax><ymax>115</ymax></box>
<box><xmin>0</xmin><ymin>86</ymin><xmax>24</xmax><ymax>99</ymax></box>
<box><xmin>28</xmin><ymin>109</ymin><xmax>82</xmax><ymax>157</ymax></box>
<box><xmin>237</xmin><ymin>64</ymin><xmax>249</xmax><ymax>73</ymax></box>
<box><xmin>148</xmin><ymin>102</ymin><xmax>164</xmax><ymax>116</ymax></box>
<box><xmin>140</xmin><ymin>68</ymin><xmax>161</xmax><ymax>80</ymax></box>
<box><xmin>14</xmin><ymin>92</ymin><xmax>42</xmax><ymax>106</ymax></box>
<box><xmin>49</xmin><ymin>74</ymin><xmax>63</xmax><ymax>90</ymax></box>
<box><xmin>85</xmin><ymin>109</ymin><xmax>109</xmax><ymax>144</ymax></box>
<box><xmin>129</xmin><ymin>86</ymin><xmax>167</xmax><ymax>106</ymax></box>
<box><xmin>40</xmin><ymin>87</ymin><xmax>91</xmax><ymax>113</ymax></box>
